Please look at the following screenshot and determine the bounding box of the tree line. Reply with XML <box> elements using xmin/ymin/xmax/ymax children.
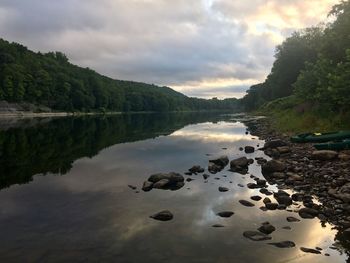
<box><xmin>241</xmin><ymin>0</ymin><xmax>350</xmax><ymax>114</ymax></box>
<box><xmin>0</xmin><ymin>39</ymin><xmax>240</xmax><ymax>112</ymax></box>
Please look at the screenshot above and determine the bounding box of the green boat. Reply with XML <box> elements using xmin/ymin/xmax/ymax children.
<box><xmin>314</xmin><ymin>139</ymin><xmax>350</xmax><ymax>150</ymax></box>
<box><xmin>290</xmin><ymin>130</ymin><xmax>350</xmax><ymax>143</ymax></box>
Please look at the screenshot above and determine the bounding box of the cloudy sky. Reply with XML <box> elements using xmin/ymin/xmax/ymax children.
<box><xmin>0</xmin><ymin>0</ymin><xmax>340</xmax><ymax>98</ymax></box>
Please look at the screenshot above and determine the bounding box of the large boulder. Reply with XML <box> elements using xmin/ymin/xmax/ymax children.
<box><xmin>262</xmin><ymin>160</ymin><xmax>286</xmax><ymax>174</ymax></box>
<box><xmin>148</xmin><ymin>172</ymin><xmax>184</xmax><ymax>183</ymax></box>
<box><xmin>311</xmin><ymin>150</ymin><xmax>338</xmax><ymax>161</ymax></box>
<box><xmin>144</xmin><ymin>172</ymin><xmax>185</xmax><ymax>191</ymax></box>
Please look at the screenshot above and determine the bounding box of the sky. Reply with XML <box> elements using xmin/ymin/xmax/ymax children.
<box><xmin>0</xmin><ymin>0</ymin><xmax>340</xmax><ymax>99</ymax></box>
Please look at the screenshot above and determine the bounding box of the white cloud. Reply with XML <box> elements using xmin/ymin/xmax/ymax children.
<box><xmin>0</xmin><ymin>0</ymin><xmax>340</xmax><ymax>98</ymax></box>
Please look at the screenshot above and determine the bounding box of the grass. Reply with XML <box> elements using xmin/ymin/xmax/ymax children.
<box><xmin>257</xmin><ymin>96</ymin><xmax>350</xmax><ymax>134</ymax></box>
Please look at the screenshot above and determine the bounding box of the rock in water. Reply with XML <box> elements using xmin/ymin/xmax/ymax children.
<box><xmin>148</xmin><ymin>172</ymin><xmax>184</xmax><ymax>183</ymax></box>
<box><xmin>142</xmin><ymin>181</ymin><xmax>153</xmax><ymax>192</ymax></box>
<box><xmin>208</xmin><ymin>155</ymin><xmax>229</xmax><ymax>174</ymax></box>
<box><xmin>244</xmin><ymin>146</ymin><xmax>255</xmax><ymax>153</ymax></box>
<box><xmin>203</xmin><ymin>173</ymin><xmax>210</xmax><ymax>180</ymax></box>
<box><xmin>230</xmin><ymin>157</ymin><xmax>252</xmax><ymax>174</ymax></box>
<box><xmin>146</xmin><ymin>172</ymin><xmax>185</xmax><ymax>191</ymax></box>
<box><xmin>218</xmin><ymin>187</ymin><xmax>229</xmax><ymax>192</ymax></box>
<box><xmin>298</xmin><ymin>208</ymin><xmax>319</xmax><ymax>219</ymax></box>
<box><xmin>212</xmin><ymin>224</ymin><xmax>225</xmax><ymax>228</ymax></box>
<box><xmin>287</xmin><ymin>216</ymin><xmax>300</xmax><ymax>222</ymax></box>
<box><xmin>153</xmin><ymin>179</ymin><xmax>170</xmax><ymax>189</ymax></box>
<box><xmin>239</xmin><ymin>200</ymin><xmax>255</xmax><ymax>207</ymax></box>
<box><xmin>251</xmin><ymin>195</ymin><xmax>262</xmax><ymax>201</ymax></box>
<box><xmin>268</xmin><ymin>241</ymin><xmax>295</xmax><ymax>248</ymax></box>
<box><xmin>311</xmin><ymin>150</ymin><xmax>338</xmax><ymax>161</ymax></box>
<box><xmin>150</xmin><ymin>210</ymin><xmax>174</xmax><ymax>221</ymax></box>
<box><xmin>209</xmin><ymin>156</ymin><xmax>229</xmax><ymax>167</ymax></box>
<box><xmin>189</xmin><ymin>165</ymin><xmax>205</xmax><ymax>174</ymax></box>
<box><xmin>300</xmin><ymin>247</ymin><xmax>321</xmax><ymax>254</ymax></box>
<box><xmin>243</xmin><ymin>231</ymin><xmax>272</xmax><ymax>241</ymax></box>
<box><xmin>128</xmin><ymin>185</ymin><xmax>137</xmax><ymax>190</ymax></box>
<box><xmin>265</xmin><ymin>203</ymin><xmax>279</xmax><ymax>210</ymax></box>
<box><xmin>258</xmin><ymin>222</ymin><xmax>276</xmax><ymax>235</ymax></box>
<box><xmin>217</xmin><ymin>211</ymin><xmax>234</xmax><ymax>218</ymax></box>
<box><xmin>263</xmin><ymin>197</ymin><xmax>271</xmax><ymax>204</ymax></box>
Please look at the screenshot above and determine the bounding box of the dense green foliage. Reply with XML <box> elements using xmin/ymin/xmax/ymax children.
<box><xmin>0</xmin><ymin>39</ymin><xmax>240</xmax><ymax>112</ymax></box>
<box><xmin>242</xmin><ymin>0</ymin><xmax>350</xmax><ymax>114</ymax></box>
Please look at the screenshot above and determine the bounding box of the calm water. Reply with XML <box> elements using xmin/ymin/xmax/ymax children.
<box><xmin>0</xmin><ymin>113</ymin><xmax>347</xmax><ymax>263</ymax></box>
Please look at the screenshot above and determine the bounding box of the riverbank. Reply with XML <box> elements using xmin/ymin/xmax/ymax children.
<box><xmin>246</xmin><ymin>117</ymin><xmax>350</xmax><ymax>243</ymax></box>
<box><xmin>0</xmin><ymin>111</ymin><xmax>125</xmax><ymax>119</ymax></box>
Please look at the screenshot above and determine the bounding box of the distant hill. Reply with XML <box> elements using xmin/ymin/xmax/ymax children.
<box><xmin>0</xmin><ymin>39</ymin><xmax>240</xmax><ymax>112</ymax></box>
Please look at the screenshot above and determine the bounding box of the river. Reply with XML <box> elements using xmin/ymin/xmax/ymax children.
<box><xmin>0</xmin><ymin>113</ymin><xmax>347</xmax><ymax>262</ymax></box>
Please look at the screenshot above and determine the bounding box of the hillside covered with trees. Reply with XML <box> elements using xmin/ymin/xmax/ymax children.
<box><xmin>0</xmin><ymin>39</ymin><xmax>240</xmax><ymax>113</ymax></box>
<box><xmin>241</xmin><ymin>0</ymin><xmax>350</xmax><ymax>129</ymax></box>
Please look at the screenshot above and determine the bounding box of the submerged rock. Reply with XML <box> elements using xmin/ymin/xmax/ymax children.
<box><xmin>218</xmin><ymin>187</ymin><xmax>229</xmax><ymax>192</ymax></box>
<box><xmin>150</xmin><ymin>210</ymin><xmax>173</xmax><ymax>221</ymax></box>
<box><xmin>287</xmin><ymin>216</ymin><xmax>300</xmax><ymax>222</ymax></box>
<box><xmin>203</xmin><ymin>173</ymin><xmax>210</xmax><ymax>180</ymax></box>
<box><xmin>300</xmin><ymin>247</ymin><xmax>321</xmax><ymax>254</ymax></box>
<box><xmin>128</xmin><ymin>185</ymin><xmax>137</xmax><ymax>190</ymax></box>
<box><xmin>243</xmin><ymin>231</ymin><xmax>272</xmax><ymax>241</ymax></box>
<box><xmin>269</xmin><ymin>241</ymin><xmax>295</xmax><ymax>248</ymax></box>
<box><xmin>217</xmin><ymin>211</ymin><xmax>234</xmax><ymax>218</ymax></box>
<box><xmin>239</xmin><ymin>200</ymin><xmax>255</xmax><ymax>207</ymax></box>
<box><xmin>212</xmin><ymin>224</ymin><xmax>225</xmax><ymax>228</ymax></box>
<box><xmin>258</xmin><ymin>222</ymin><xmax>276</xmax><ymax>235</ymax></box>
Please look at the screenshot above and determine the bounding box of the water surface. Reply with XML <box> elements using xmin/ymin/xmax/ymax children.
<box><xmin>0</xmin><ymin>113</ymin><xmax>347</xmax><ymax>262</ymax></box>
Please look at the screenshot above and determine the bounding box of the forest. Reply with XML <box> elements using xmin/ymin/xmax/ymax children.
<box><xmin>0</xmin><ymin>39</ymin><xmax>240</xmax><ymax>112</ymax></box>
<box><xmin>241</xmin><ymin>0</ymin><xmax>350</xmax><ymax>118</ymax></box>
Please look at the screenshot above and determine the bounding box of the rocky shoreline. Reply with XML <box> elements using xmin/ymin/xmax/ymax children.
<box><xmin>246</xmin><ymin>117</ymin><xmax>350</xmax><ymax>246</ymax></box>
<box><xmin>128</xmin><ymin>116</ymin><xmax>350</xmax><ymax>258</ymax></box>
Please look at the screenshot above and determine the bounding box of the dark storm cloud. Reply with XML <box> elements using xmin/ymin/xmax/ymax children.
<box><xmin>0</xmin><ymin>0</ymin><xmax>338</xmax><ymax>98</ymax></box>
